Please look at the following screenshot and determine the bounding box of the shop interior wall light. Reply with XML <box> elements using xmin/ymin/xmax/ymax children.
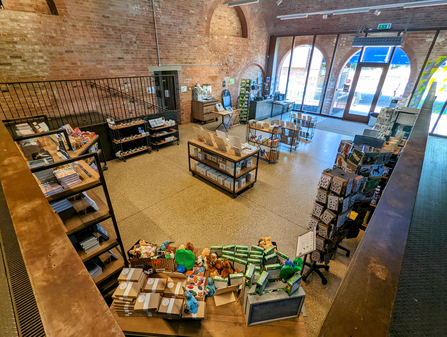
<box><xmin>224</xmin><ymin>0</ymin><xmax>259</xmax><ymax>7</ymax></box>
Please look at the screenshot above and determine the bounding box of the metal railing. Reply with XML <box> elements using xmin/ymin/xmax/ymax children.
<box><xmin>0</xmin><ymin>75</ymin><xmax>177</xmax><ymax>128</ymax></box>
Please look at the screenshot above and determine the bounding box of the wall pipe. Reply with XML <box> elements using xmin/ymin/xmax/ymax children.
<box><xmin>152</xmin><ymin>0</ymin><xmax>161</xmax><ymax>67</ymax></box>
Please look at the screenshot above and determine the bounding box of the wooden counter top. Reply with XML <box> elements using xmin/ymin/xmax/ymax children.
<box><xmin>188</xmin><ymin>138</ymin><xmax>259</xmax><ymax>162</ymax></box>
<box><xmin>0</xmin><ymin>122</ymin><xmax>124</xmax><ymax>336</ymax></box>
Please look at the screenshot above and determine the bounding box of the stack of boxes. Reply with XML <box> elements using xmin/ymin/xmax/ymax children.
<box><xmin>192</xmin><ymin>150</ymin><xmax>255</xmax><ymax>191</ymax></box>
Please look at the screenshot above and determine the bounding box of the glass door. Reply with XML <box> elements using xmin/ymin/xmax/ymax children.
<box><xmin>343</xmin><ymin>64</ymin><xmax>387</xmax><ymax>123</ymax></box>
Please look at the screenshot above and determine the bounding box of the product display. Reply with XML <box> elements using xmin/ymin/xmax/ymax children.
<box><xmin>238</xmin><ymin>79</ymin><xmax>252</xmax><ymax>123</ymax></box>
<box><xmin>247</xmin><ymin>120</ymin><xmax>281</xmax><ymax>163</ymax></box>
<box><xmin>147</xmin><ymin>116</ymin><xmax>180</xmax><ymax>150</ymax></box>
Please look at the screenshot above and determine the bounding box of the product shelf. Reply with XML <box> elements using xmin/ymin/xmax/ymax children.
<box><xmin>109</xmin><ymin>121</ymin><xmax>146</xmax><ymax>130</ymax></box>
<box><xmin>150</xmin><ymin>129</ymin><xmax>178</xmax><ymax>138</ymax></box>
<box><xmin>93</xmin><ymin>247</ymin><xmax>125</xmax><ymax>285</ymax></box>
<box><xmin>153</xmin><ymin>137</ymin><xmax>178</xmax><ymax>145</ymax></box>
<box><xmin>148</xmin><ymin>123</ymin><xmax>177</xmax><ymax>131</ymax></box>
<box><xmin>112</xmin><ymin>134</ymin><xmax>147</xmax><ymax>144</ymax></box>
<box><xmin>248</xmin><ymin>139</ymin><xmax>280</xmax><ymax>148</ymax></box>
<box><xmin>116</xmin><ymin>146</ymin><xmax>151</xmax><ymax>158</ymax></box>
<box><xmin>77</xmin><ymin>220</ymin><xmax>119</xmax><ymax>262</ymax></box>
<box><xmin>191</xmin><ymin>168</ymin><xmax>255</xmax><ymax>194</ymax></box>
<box><xmin>189</xmin><ymin>155</ymin><xmax>257</xmax><ymax>179</ymax></box>
<box><xmin>248</xmin><ymin>126</ymin><xmax>281</xmax><ymax>135</ymax></box>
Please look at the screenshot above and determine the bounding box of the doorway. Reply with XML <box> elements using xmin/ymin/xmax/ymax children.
<box><xmin>153</xmin><ymin>71</ymin><xmax>178</xmax><ymax>111</ymax></box>
<box><xmin>343</xmin><ymin>64</ymin><xmax>387</xmax><ymax>123</ymax></box>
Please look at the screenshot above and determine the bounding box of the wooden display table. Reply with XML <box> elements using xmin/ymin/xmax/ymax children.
<box><xmin>111</xmin><ymin>296</ymin><xmax>307</xmax><ymax>337</ymax></box>
<box><xmin>188</xmin><ymin>138</ymin><xmax>260</xmax><ymax>198</ymax></box>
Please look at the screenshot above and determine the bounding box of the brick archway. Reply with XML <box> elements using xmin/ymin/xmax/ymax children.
<box><xmin>206</xmin><ymin>0</ymin><xmax>249</xmax><ymax>38</ymax></box>
<box><xmin>236</xmin><ymin>62</ymin><xmax>265</xmax><ymax>88</ymax></box>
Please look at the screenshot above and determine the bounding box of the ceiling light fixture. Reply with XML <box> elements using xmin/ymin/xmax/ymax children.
<box><xmin>277</xmin><ymin>0</ymin><xmax>283</xmax><ymax>5</ymax></box>
<box><xmin>374</xmin><ymin>9</ymin><xmax>381</xmax><ymax>15</ymax></box>
<box><xmin>224</xmin><ymin>0</ymin><xmax>259</xmax><ymax>7</ymax></box>
<box><xmin>277</xmin><ymin>0</ymin><xmax>447</xmax><ymax>20</ymax></box>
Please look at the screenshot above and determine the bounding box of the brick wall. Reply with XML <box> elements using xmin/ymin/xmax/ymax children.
<box><xmin>2</xmin><ymin>0</ymin><xmax>51</xmax><ymax>14</ymax></box>
<box><xmin>210</xmin><ymin>4</ymin><xmax>242</xmax><ymax>37</ymax></box>
<box><xmin>0</xmin><ymin>0</ymin><xmax>269</xmax><ymax>124</ymax></box>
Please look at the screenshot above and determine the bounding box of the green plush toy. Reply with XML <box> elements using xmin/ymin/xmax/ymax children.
<box><xmin>174</xmin><ymin>249</ymin><xmax>196</xmax><ymax>270</ymax></box>
<box><xmin>279</xmin><ymin>257</ymin><xmax>303</xmax><ymax>280</ymax></box>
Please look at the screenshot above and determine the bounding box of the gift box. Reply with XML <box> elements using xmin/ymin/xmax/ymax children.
<box><xmin>229</xmin><ymin>273</ymin><xmax>244</xmax><ymax>286</ymax></box>
<box><xmin>245</xmin><ymin>264</ymin><xmax>256</xmax><ymax>288</ymax></box>
<box><xmin>265</xmin><ymin>263</ymin><xmax>281</xmax><ymax>282</ymax></box>
<box><xmin>214</xmin><ymin>276</ymin><xmax>228</xmax><ymax>289</ymax></box>
<box><xmin>182</xmin><ymin>301</ymin><xmax>206</xmax><ymax>320</ymax></box>
<box><xmin>134</xmin><ymin>293</ymin><xmax>162</xmax><ymax>317</ymax></box>
<box><xmin>158</xmin><ymin>297</ymin><xmax>183</xmax><ymax>319</ymax></box>
<box><xmin>285</xmin><ymin>273</ymin><xmax>303</xmax><ymax>296</ymax></box>
<box><xmin>255</xmin><ymin>271</ymin><xmax>269</xmax><ymax>295</ymax></box>
<box><xmin>118</xmin><ymin>268</ymin><xmax>145</xmax><ymax>283</ymax></box>
<box><xmin>163</xmin><ymin>278</ymin><xmax>186</xmax><ymax>299</ymax></box>
<box><xmin>143</xmin><ymin>277</ymin><xmax>166</xmax><ymax>294</ymax></box>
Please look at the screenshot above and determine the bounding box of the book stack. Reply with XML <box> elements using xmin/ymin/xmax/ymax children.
<box><xmin>29</xmin><ymin>159</ymin><xmax>56</xmax><ymax>184</ymax></box>
<box><xmin>111</xmin><ymin>268</ymin><xmax>147</xmax><ymax>317</ymax></box>
<box><xmin>15</xmin><ymin>123</ymin><xmax>35</xmax><ymax>136</ymax></box>
<box><xmin>50</xmin><ymin>199</ymin><xmax>73</xmax><ymax>213</ymax></box>
<box><xmin>40</xmin><ymin>183</ymin><xmax>64</xmax><ymax>197</ymax></box>
<box><xmin>132</xmin><ymin>293</ymin><xmax>162</xmax><ymax>318</ymax></box>
<box><xmin>85</xmin><ymin>259</ymin><xmax>102</xmax><ymax>279</ymax></box>
<box><xmin>54</xmin><ymin>168</ymin><xmax>82</xmax><ymax>189</ymax></box>
<box><xmin>79</xmin><ymin>236</ymin><xmax>101</xmax><ymax>254</ymax></box>
<box><xmin>95</xmin><ymin>223</ymin><xmax>109</xmax><ymax>240</ymax></box>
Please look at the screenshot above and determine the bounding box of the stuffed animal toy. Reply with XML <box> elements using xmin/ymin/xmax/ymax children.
<box><xmin>259</xmin><ymin>237</ymin><xmax>276</xmax><ymax>252</ymax></box>
<box><xmin>205</xmin><ymin>254</ymin><xmax>217</xmax><ymax>272</ymax></box>
<box><xmin>214</xmin><ymin>259</ymin><xmax>223</xmax><ymax>272</ymax></box>
<box><xmin>183</xmin><ymin>289</ymin><xmax>199</xmax><ymax>314</ymax></box>
<box><xmin>160</xmin><ymin>240</ymin><xmax>172</xmax><ymax>250</ymax></box>
<box><xmin>186</xmin><ymin>242</ymin><xmax>195</xmax><ymax>253</ymax></box>
<box><xmin>178</xmin><ymin>244</ymin><xmax>185</xmax><ymax>250</ymax></box>
<box><xmin>196</xmin><ymin>248</ymin><xmax>209</xmax><ymax>267</ymax></box>
<box><xmin>175</xmin><ymin>249</ymin><xmax>196</xmax><ymax>271</ymax></box>
<box><xmin>279</xmin><ymin>258</ymin><xmax>303</xmax><ymax>280</ymax></box>
<box><xmin>205</xmin><ymin>277</ymin><xmax>216</xmax><ymax>297</ymax></box>
<box><xmin>210</xmin><ymin>269</ymin><xmax>220</xmax><ymax>280</ymax></box>
<box><xmin>220</xmin><ymin>260</ymin><xmax>234</xmax><ymax>279</ymax></box>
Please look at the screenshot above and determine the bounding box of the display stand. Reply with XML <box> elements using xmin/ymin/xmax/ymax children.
<box><xmin>14</xmin><ymin>130</ymin><xmax>127</xmax><ymax>299</ymax></box>
<box><xmin>291</xmin><ymin>113</ymin><xmax>317</xmax><ymax>140</ymax></box>
<box><xmin>238</xmin><ymin>79</ymin><xmax>251</xmax><ymax>124</ymax></box>
<box><xmin>246</xmin><ymin>124</ymin><xmax>280</xmax><ymax>164</ymax></box>
<box><xmin>74</xmin><ymin>134</ymin><xmax>108</xmax><ymax>170</ymax></box>
<box><xmin>188</xmin><ymin>138</ymin><xmax>259</xmax><ymax>198</ymax></box>
<box><xmin>109</xmin><ymin>118</ymin><xmax>151</xmax><ymax>161</ymax></box>
<box><xmin>301</xmin><ymin>254</ymin><xmax>330</xmax><ymax>285</ymax></box>
<box><xmin>147</xmin><ymin>123</ymin><xmax>179</xmax><ymax>151</ymax></box>
<box><xmin>279</xmin><ymin>126</ymin><xmax>300</xmax><ymax>152</ymax></box>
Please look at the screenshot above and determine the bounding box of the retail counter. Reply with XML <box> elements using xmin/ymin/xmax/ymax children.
<box><xmin>249</xmin><ymin>99</ymin><xmax>294</xmax><ymax>120</ymax></box>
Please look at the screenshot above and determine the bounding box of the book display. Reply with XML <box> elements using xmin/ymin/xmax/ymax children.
<box><xmin>146</xmin><ymin>116</ymin><xmax>180</xmax><ymax>151</ymax></box>
<box><xmin>14</xmin><ymin>129</ymin><xmax>127</xmax><ymax>300</ymax></box>
<box><xmin>108</xmin><ymin>117</ymin><xmax>151</xmax><ymax>161</ymax></box>
<box><xmin>238</xmin><ymin>79</ymin><xmax>251</xmax><ymax>124</ymax></box>
<box><xmin>188</xmin><ymin>130</ymin><xmax>259</xmax><ymax>198</ymax></box>
<box><xmin>110</xmin><ymin>237</ymin><xmax>306</xmax><ymax>334</ymax></box>
<box><xmin>247</xmin><ymin>119</ymin><xmax>281</xmax><ymax>163</ymax></box>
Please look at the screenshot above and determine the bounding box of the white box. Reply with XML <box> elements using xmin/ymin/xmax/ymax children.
<box><xmin>211</xmin><ymin>156</ymin><xmax>218</xmax><ymax>163</ymax></box>
<box><xmin>247</xmin><ymin>172</ymin><xmax>255</xmax><ymax>182</ymax></box>
<box><xmin>226</xmin><ymin>160</ymin><xmax>234</xmax><ymax>168</ymax></box>
<box><xmin>219</xmin><ymin>163</ymin><xmax>227</xmax><ymax>171</ymax></box>
<box><xmin>236</xmin><ymin>167</ymin><xmax>241</xmax><ymax>176</ymax></box>
<box><xmin>246</xmin><ymin>158</ymin><xmax>253</xmax><ymax>168</ymax></box>
<box><xmin>224</xmin><ymin>178</ymin><xmax>234</xmax><ymax>190</ymax></box>
<box><xmin>217</xmin><ymin>175</ymin><xmax>226</xmax><ymax>185</ymax></box>
<box><xmin>194</xmin><ymin>148</ymin><xmax>199</xmax><ymax>157</ymax></box>
<box><xmin>198</xmin><ymin>152</ymin><xmax>205</xmax><ymax>160</ymax></box>
<box><xmin>238</xmin><ymin>177</ymin><xmax>246</xmax><ymax>188</ymax></box>
<box><xmin>226</xmin><ymin>166</ymin><xmax>235</xmax><ymax>175</ymax></box>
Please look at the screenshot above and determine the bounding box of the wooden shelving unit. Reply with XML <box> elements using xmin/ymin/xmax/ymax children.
<box><xmin>147</xmin><ymin>116</ymin><xmax>180</xmax><ymax>151</ymax></box>
<box><xmin>188</xmin><ymin>138</ymin><xmax>260</xmax><ymax>198</ymax></box>
<box><xmin>108</xmin><ymin>117</ymin><xmax>151</xmax><ymax>162</ymax></box>
<box><xmin>17</xmin><ymin>130</ymin><xmax>128</xmax><ymax>299</ymax></box>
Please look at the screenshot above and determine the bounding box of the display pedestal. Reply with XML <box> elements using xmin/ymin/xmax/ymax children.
<box><xmin>301</xmin><ymin>255</ymin><xmax>329</xmax><ymax>285</ymax></box>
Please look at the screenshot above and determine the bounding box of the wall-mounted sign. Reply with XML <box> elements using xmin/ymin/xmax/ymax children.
<box><xmin>377</xmin><ymin>23</ymin><xmax>392</xmax><ymax>30</ymax></box>
<box><xmin>228</xmin><ymin>78</ymin><xmax>235</xmax><ymax>85</ymax></box>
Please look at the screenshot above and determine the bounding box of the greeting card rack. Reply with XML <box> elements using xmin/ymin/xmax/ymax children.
<box><xmin>291</xmin><ymin>113</ymin><xmax>317</xmax><ymax>141</ymax></box>
<box><xmin>109</xmin><ymin>117</ymin><xmax>151</xmax><ymax>162</ymax></box>
<box><xmin>146</xmin><ymin>116</ymin><xmax>180</xmax><ymax>151</ymax></box>
<box><xmin>246</xmin><ymin>124</ymin><xmax>281</xmax><ymax>164</ymax></box>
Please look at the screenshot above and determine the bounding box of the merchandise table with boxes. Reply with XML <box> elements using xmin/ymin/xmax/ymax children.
<box><xmin>188</xmin><ymin>138</ymin><xmax>260</xmax><ymax>198</ymax></box>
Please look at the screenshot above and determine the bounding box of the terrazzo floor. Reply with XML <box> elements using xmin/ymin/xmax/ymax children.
<box><xmin>97</xmin><ymin>117</ymin><xmax>366</xmax><ymax>337</ymax></box>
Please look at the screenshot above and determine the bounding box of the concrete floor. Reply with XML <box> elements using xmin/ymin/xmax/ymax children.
<box><xmin>99</xmin><ymin>117</ymin><xmax>364</xmax><ymax>337</ymax></box>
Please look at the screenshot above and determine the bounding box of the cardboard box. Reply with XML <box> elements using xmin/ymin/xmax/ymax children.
<box><xmin>251</xmin><ymin>245</ymin><xmax>264</xmax><ymax>253</ymax></box>
<box><xmin>247</xmin><ymin>258</ymin><xmax>262</xmax><ymax>267</ymax></box>
<box><xmin>247</xmin><ymin>171</ymin><xmax>255</xmax><ymax>182</ymax></box>
<box><xmin>113</xmin><ymin>281</ymin><xmax>141</xmax><ymax>300</ymax></box>
<box><xmin>255</xmin><ymin>271</ymin><xmax>269</xmax><ymax>295</ymax></box>
<box><xmin>198</xmin><ymin>152</ymin><xmax>205</xmax><ymax>160</ymax></box>
<box><xmin>264</xmin><ymin>253</ymin><xmax>279</xmax><ymax>265</ymax></box>
<box><xmin>118</xmin><ymin>268</ymin><xmax>144</xmax><ymax>283</ymax></box>
<box><xmin>285</xmin><ymin>273</ymin><xmax>302</xmax><ymax>296</ymax></box>
<box><xmin>158</xmin><ymin>297</ymin><xmax>183</xmax><ymax>319</ymax></box>
<box><xmin>276</xmin><ymin>251</ymin><xmax>289</xmax><ymax>263</ymax></box>
<box><xmin>213</xmin><ymin>284</ymin><xmax>239</xmax><ymax>307</ymax></box>
<box><xmin>210</xmin><ymin>246</ymin><xmax>223</xmax><ymax>256</ymax></box>
<box><xmin>245</xmin><ymin>264</ymin><xmax>256</xmax><ymax>288</ymax></box>
<box><xmin>235</xmin><ymin>252</ymin><xmax>248</xmax><ymax>259</ymax></box>
<box><xmin>182</xmin><ymin>301</ymin><xmax>206</xmax><ymax>319</ymax></box>
<box><xmin>264</xmin><ymin>246</ymin><xmax>275</xmax><ymax>256</ymax></box>
<box><xmin>163</xmin><ymin>278</ymin><xmax>186</xmax><ymax>299</ymax></box>
<box><xmin>214</xmin><ymin>276</ymin><xmax>228</xmax><ymax>289</ymax></box>
<box><xmin>246</xmin><ymin>158</ymin><xmax>253</xmax><ymax>168</ymax></box>
<box><xmin>230</xmin><ymin>273</ymin><xmax>244</xmax><ymax>286</ymax></box>
<box><xmin>223</xmin><ymin>245</ymin><xmax>235</xmax><ymax>251</ymax></box>
<box><xmin>234</xmin><ymin>259</ymin><xmax>248</xmax><ymax>272</ymax></box>
<box><xmin>143</xmin><ymin>277</ymin><xmax>166</xmax><ymax>293</ymax></box>
<box><xmin>217</xmin><ymin>174</ymin><xmax>226</xmax><ymax>185</ymax></box>
<box><xmin>265</xmin><ymin>263</ymin><xmax>282</xmax><ymax>281</ymax></box>
<box><xmin>219</xmin><ymin>162</ymin><xmax>227</xmax><ymax>170</ymax></box>
<box><xmin>134</xmin><ymin>293</ymin><xmax>162</xmax><ymax>317</ymax></box>
<box><xmin>222</xmin><ymin>249</ymin><xmax>235</xmax><ymax>256</ymax></box>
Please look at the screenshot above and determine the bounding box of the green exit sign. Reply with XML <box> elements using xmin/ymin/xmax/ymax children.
<box><xmin>378</xmin><ymin>23</ymin><xmax>392</xmax><ymax>30</ymax></box>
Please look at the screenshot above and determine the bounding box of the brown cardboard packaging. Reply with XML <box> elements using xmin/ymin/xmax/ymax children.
<box><xmin>118</xmin><ymin>268</ymin><xmax>144</xmax><ymax>282</ymax></box>
<box><xmin>163</xmin><ymin>278</ymin><xmax>186</xmax><ymax>299</ymax></box>
<box><xmin>143</xmin><ymin>277</ymin><xmax>166</xmax><ymax>293</ymax></box>
<box><xmin>158</xmin><ymin>297</ymin><xmax>183</xmax><ymax>319</ymax></box>
<box><xmin>134</xmin><ymin>293</ymin><xmax>162</xmax><ymax>318</ymax></box>
<box><xmin>112</xmin><ymin>281</ymin><xmax>141</xmax><ymax>300</ymax></box>
<box><xmin>182</xmin><ymin>301</ymin><xmax>206</xmax><ymax>320</ymax></box>
<box><xmin>213</xmin><ymin>284</ymin><xmax>239</xmax><ymax>307</ymax></box>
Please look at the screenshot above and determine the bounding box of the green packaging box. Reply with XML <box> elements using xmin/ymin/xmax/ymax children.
<box><xmin>276</xmin><ymin>251</ymin><xmax>289</xmax><ymax>261</ymax></box>
<box><xmin>285</xmin><ymin>273</ymin><xmax>302</xmax><ymax>296</ymax></box>
<box><xmin>222</xmin><ymin>250</ymin><xmax>235</xmax><ymax>256</ymax></box>
<box><xmin>265</xmin><ymin>263</ymin><xmax>282</xmax><ymax>282</ymax></box>
<box><xmin>255</xmin><ymin>271</ymin><xmax>269</xmax><ymax>295</ymax></box>
<box><xmin>244</xmin><ymin>264</ymin><xmax>256</xmax><ymax>288</ymax></box>
<box><xmin>249</xmin><ymin>251</ymin><xmax>263</xmax><ymax>259</ymax></box>
<box><xmin>264</xmin><ymin>253</ymin><xmax>277</xmax><ymax>261</ymax></box>
<box><xmin>229</xmin><ymin>273</ymin><xmax>244</xmax><ymax>285</ymax></box>
<box><xmin>236</xmin><ymin>245</ymin><xmax>249</xmax><ymax>251</ymax></box>
<box><xmin>235</xmin><ymin>252</ymin><xmax>248</xmax><ymax>259</ymax></box>
<box><xmin>251</xmin><ymin>245</ymin><xmax>264</xmax><ymax>252</ymax></box>
<box><xmin>210</xmin><ymin>246</ymin><xmax>223</xmax><ymax>256</ymax></box>
<box><xmin>223</xmin><ymin>245</ymin><xmax>235</xmax><ymax>251</ymax></box>
<box><xmin>214</xmin><ymin>276</ymin><xmax>229</xmax><ymax>289</ymax></box>
<box><xmin>264</xmin><ymin>246</ymin><xmax>275</xmax><ymax>255</ymax></box>
<box><xmin>247</xmin><ymin>258</ymin><xmax>262</xmax><ymax>266</ymax></box>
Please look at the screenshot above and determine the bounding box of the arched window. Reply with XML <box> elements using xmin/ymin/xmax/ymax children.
<box><xmin>278</xmin><ymin>45</ymin><xmax>326</xmax><ymax>112</ymax></box>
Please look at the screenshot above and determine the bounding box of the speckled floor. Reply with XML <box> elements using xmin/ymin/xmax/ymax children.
<box><xmin>98</xmin><ymin>117</ymin><xmax>366</xmax><ymax>337</ymax></box>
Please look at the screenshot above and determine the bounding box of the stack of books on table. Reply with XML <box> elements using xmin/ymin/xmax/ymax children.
<box><xmin>29</xmin><ymin>159</ymin><xmax>56</xmax><ymax>184</ymax></box>
<box><xmin>40</xmin><ymin>183</ymin><xmax>64</xmax><ymax>197</ymax></box>
<box><xmin>15</xmin><ymin>123</ymin><xmax>35</xmax><ymax>136</ymax></box>
<box><xmin>112</xmin><ymin>268</ymin><xmax>147</xmax><ymax>317</ymax></box>
<box><xmin>79</xmin><ymin>236</ymin><xmax>101</xmax><ymax>254</ymax></box>
<box><xmin>50</xmin><ymin>199</ymin><xmax>73</xmax><ymax>213</ymax></box>
<box><xmin>54</xmin><ymin>168</ymin><xmax>82</xmax><ymax>189</ymax></box>
<box><xmin>85</xmin><ymin>259</ymin><xmax>103</xmax><ymax>279</ymax></box>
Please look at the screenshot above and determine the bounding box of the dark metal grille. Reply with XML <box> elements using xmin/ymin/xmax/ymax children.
<box><xmin>0</xmin><ymin>183</ymin><xmax>45</xmax><ymax>337</ymax></box>
<box><xmin>0</xmin><ymin>75</ymin><xmax>177</xmax><ymax>128</ymax></box>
